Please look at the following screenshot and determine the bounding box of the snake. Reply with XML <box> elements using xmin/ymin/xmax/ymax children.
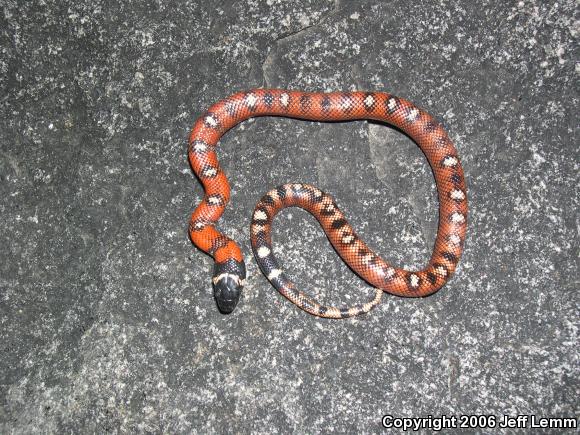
<box><xmin>188</xmin><ymin>89</ymin><xmax>467</xmax><ymax>318</ymax></box>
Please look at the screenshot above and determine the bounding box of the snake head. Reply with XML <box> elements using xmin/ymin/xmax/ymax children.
<box><xmin>212</xmin><ymin>260</ymin><xmax>246</xmax><ymax>314</ymax></box>
<box><xmin>212</xmin><ymin>274</ymin><xmax>243</xmax><ymax>313</ymax></box>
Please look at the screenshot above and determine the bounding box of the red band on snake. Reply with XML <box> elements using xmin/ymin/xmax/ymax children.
<box><xmin>189</xmin><ymin>89</ymin><xmax>467</xmax><ymax>318</ymax></box>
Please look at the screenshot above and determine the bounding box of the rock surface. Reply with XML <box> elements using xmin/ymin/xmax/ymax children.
<box><xmin>0</xmin><ymin>0</ymin><xmax>577</xmax><ymax>432</ymax></box>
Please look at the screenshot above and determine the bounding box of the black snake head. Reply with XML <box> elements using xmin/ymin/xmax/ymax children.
<box><xmin>212</xmin><ymin>259</ymin><xmax>246</xmax><ymax>314</ymax></box>
<box><xmin>212</xmin><ymin>274</ymin><xmax>243</xmax><ymax>313</ymax></box>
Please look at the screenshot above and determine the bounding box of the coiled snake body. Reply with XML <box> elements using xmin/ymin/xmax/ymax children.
<box><xmin>189</xmin><ymin>89</ymin><xmax>467</xmax><ymax>318</ymax></box>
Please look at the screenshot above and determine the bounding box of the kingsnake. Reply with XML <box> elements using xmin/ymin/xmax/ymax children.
<box><xmin>189</xmin><ymin>89</ymin><xmax>467</xmax><ymax>318</ymax></box>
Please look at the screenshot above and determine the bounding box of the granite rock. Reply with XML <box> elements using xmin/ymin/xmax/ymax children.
<box><xmin>0</xmin><ymin>0</ymin><xmax>577</xmax><ymax>432</ymax></box>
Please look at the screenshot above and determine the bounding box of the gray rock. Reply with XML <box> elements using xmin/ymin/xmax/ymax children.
<box><xmin>1</xmin><ymin>0</ymin><xmax>577</xmax><ymax>432</ymax></box>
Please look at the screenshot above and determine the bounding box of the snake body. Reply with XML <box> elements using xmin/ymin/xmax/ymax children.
<box><xmin>189</xmin><ymin>89</ymin><xmax>467</xmax><ymax>317</ymax></box>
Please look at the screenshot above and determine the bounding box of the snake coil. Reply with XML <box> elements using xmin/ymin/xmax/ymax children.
<box><xmin>189</xmin><ymin>89</ymin><xmax>467</xmax><ymax>318</ymax></box>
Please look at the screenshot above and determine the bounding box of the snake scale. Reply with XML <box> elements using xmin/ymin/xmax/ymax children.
<box><xmin>188</xmin><ymin>89</ymin><xmax>467</xmax><ymax>318</ymax></box>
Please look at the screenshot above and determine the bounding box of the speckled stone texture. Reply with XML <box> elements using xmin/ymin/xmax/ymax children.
<box><xmin>1</xmin><ymin>0</ymin><xmax>578</xmax><ymax>433</ymax></box>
